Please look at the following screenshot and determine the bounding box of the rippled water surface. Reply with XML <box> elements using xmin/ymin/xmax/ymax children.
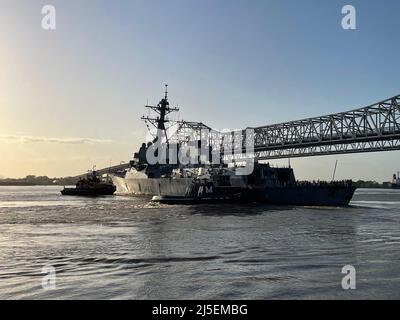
<box><xmin>1</xmin><ymin>186</ymin><xmax>400</xmax><ymax>299</ymax></box>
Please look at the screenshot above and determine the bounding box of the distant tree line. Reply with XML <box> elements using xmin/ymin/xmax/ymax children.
<box><xmin>0</xmin><ymin>175</ymin><xmax>78</xmax><ymax>186</ymax></box>
<box><xmin>353</xmin><ymin>180</ymin><xmax>392</xmax><ymax>189</ymax></box>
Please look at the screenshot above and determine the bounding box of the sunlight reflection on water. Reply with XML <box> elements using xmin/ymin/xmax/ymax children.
<box><xmin>0</xmin><ymin>186</ymin><xmax>400</xmax><ymax>299</ymax></box>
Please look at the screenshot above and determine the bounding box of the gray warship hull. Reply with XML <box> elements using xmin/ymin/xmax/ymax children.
<box><xmin>112</xmin><ymin>175</ymin><xmax>356</xmax><ymax>206</ymax></box>
<box><xmin>112</xmin><ymin>175</ymin><xmax>194</xmax><ymax>196</ymax></box>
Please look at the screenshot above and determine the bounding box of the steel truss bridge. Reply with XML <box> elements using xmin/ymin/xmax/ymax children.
<box><xmin>178</xmin><ymin>94</ymin><xmax>400</xmax><ymax>161</ymax></box>
<box><xmin>89</xmin><ymin>94</ymin><xmax>400</xmax><ymax>176</ymax></box>
<box><xmin>244</xmin><ymin>94</ymin><xmax>400</xmax><ymax>160</ymax></box>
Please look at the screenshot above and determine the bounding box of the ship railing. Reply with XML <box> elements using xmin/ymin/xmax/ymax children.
<box><xmin>295</xmin><ymin>180</ymin><xmax>353</xmax><ymax>187</ymax></box>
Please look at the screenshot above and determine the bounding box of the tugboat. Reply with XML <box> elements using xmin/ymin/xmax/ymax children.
<box><xmin>61</xmin><ymin>169</ymin><xmax>116</xmax><ymax>196</ymax></box>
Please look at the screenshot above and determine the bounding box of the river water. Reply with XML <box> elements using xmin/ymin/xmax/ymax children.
<box><xmin>0</xmin><ymin>186</ymin><xmax>399</xmax><ymax>299</ymax></box>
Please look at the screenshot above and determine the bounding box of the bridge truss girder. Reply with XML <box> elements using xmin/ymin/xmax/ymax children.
<box><xmin>253</xmin><ymin>138</ymin><xmax>400</xmax><ymax>160</ymax></box>
<box><xmin>227</xmin><ymin>95</ymin><xmax>400</xmax><ymax>160</ymax></box>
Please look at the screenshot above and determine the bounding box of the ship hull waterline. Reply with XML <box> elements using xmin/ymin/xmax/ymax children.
<box><xmin>112</xmin><ymin>176</ymin><xmax>356</xmax><ymax>207</ymax></box>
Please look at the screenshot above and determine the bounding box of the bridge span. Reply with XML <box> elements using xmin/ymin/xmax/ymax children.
<box><xmin>84</xmin><ymin>94</ymin><xmax>400</xmax><ymax>176</ymax></box>
<box><xmin>224</xmin><ymin>94</ymin><xmax>400</xmax><ymax>160</ymax></box>
<box><xmin>75</xmin><ymin>163</ymin><xmax>129</xmax><ymax>178</ymax></box>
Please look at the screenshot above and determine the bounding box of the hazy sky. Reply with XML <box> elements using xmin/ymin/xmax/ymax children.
<box><xmin>0</xmin><ymin>0</ymin><xmax>399</xmax><ymax>181</ymax></box>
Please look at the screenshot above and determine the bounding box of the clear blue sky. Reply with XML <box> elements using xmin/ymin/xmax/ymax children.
<box><xmin>0</xmin><ymin>0</ymin><xmax>399</xmax><ymax>180</ymax></box>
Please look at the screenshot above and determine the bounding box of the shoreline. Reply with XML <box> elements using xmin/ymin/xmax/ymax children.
<box><xmin>0</xmin><ymin>183</ymin><xmax>394</xmax><ymax>189</ymax></box>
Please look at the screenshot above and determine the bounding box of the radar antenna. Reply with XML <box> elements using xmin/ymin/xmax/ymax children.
<box><xmin>141</xmin><ymin>84</ymin><xmax>179</xmax><ymax>143</ymax></box>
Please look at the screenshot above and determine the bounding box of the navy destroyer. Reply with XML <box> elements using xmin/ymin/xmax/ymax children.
<box><xmin>111</xmin><ymin>86</ymin><xmax>356</xmax><ymax>206</ymax></box>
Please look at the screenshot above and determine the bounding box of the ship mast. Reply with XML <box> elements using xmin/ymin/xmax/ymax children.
<box><xmin>141</xmin><ymin>84</ymin><xmax>179</xmax><ymax>143</ymax></box>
